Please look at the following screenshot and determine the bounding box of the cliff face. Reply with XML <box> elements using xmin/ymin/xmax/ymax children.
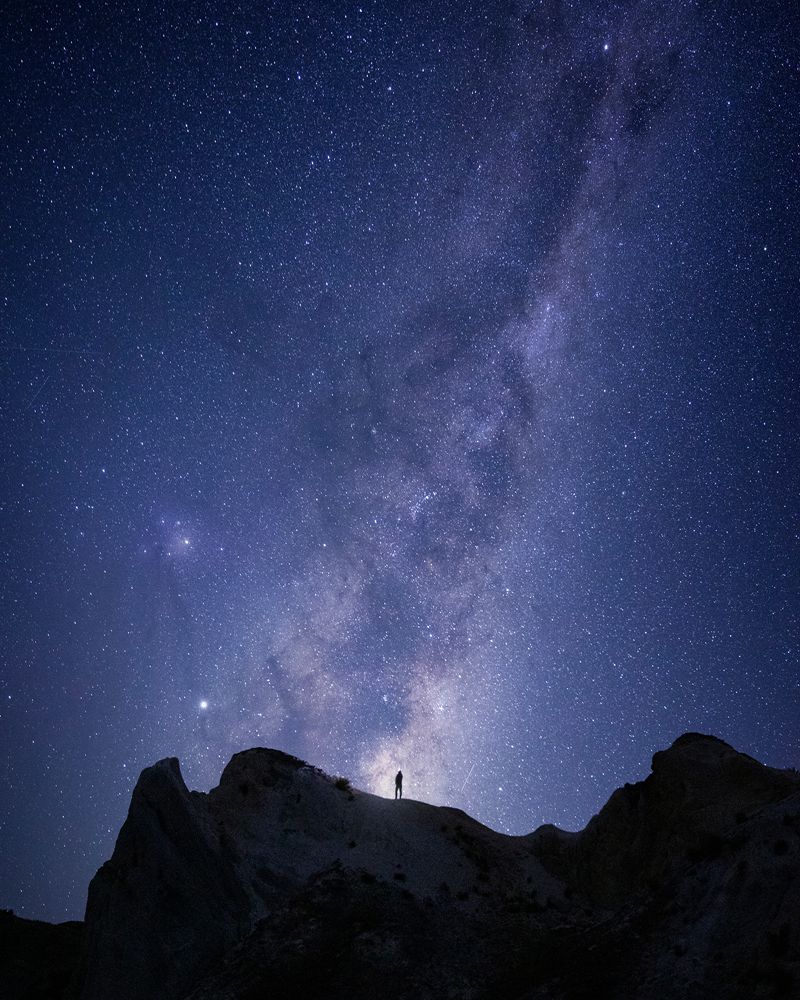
<box><xmin>75</xmin><ymin>757</ymin><xmax>251</xmax><ymax>1000</ymax></box>
<box><xmin>3</xmin><ymin>734</ymin><xmax>798</xmax><ymax>1000</ymax></box>
<box><xmin>527</xmin><ymin>734</ymin><xmax>800</xmax><ymax>998</ymax></box>
<box><xmin>73</xmin><ymin>747</ymin><xmax>567</xmax><ymax>1000</ymax></box>
<box><xmin>533</xmin><ymin>732</ymin><xmax>799</xmax><ymax>904</ymax></box>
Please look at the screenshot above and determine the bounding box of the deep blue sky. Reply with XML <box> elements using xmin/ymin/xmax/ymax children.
<box><xmin>1</xmin><ymin>1</ymin><xmax>797</xmax><ymax>922</ymax></box>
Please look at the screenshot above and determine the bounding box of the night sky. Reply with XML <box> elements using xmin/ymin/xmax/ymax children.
<box><xmin>1</xmin><ymin>1</ymin><xmax>797</xmax><ymax>922</ymax></box>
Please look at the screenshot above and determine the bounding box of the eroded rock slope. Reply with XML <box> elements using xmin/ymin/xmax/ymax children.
<box><xmin>3</xmin><ymin>733</ymin><xmax>798</xmax><ymax>1000</ymax></box>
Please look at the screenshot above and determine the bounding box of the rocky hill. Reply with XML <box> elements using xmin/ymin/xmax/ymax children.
<box><xmin>2</xmin><ymin>734</ymin><xmax>799</xmax><ymax>999</ymax></box>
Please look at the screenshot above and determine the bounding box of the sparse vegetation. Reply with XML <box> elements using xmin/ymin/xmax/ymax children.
<box><xmin>334</xmin><ymin>776</ymin><xmax>352</xmax><ymax>792</ymax></box>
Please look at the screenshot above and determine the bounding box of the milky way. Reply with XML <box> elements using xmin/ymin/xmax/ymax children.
<box><xmin>1</xmin><ymin>2</ymin><xmax>797</xmax><ymax>920</ymax></box>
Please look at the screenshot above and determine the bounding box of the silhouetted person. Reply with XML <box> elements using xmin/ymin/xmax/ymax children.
<box><xmin>395</xmin><ymin>770</ymin><xmax>403</xmax><ymax>799</ymax></box>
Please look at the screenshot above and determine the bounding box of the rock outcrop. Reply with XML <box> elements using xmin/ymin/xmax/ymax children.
<box><xmin>528</xmin><ymin>734</ymin><xmax>800</xmax><ymax>997</ymax></box>
<box><xmin>2</xmin><ymin>734</ymin><xmax>798</xmax><ymax>999</ymax></box>
<box><xmin>72</xmin><ymin>747</ymin><xmax>567</xmax><ymax>1000</ymax></box>
<box><xmin>533</xmin><ymin>732</ymin><xmax>798</xmax><ymax>904</ymax></box>
<box><xmin>75</xmin><ymin>757</ymin><xmax>250</xmax><ymax>1000</ymax></box>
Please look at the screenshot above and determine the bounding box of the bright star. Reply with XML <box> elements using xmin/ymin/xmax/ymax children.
<box><xmin>199</xmin><ymin>700</ymin><xmax>208</xmax><ymax>710</ymax></box>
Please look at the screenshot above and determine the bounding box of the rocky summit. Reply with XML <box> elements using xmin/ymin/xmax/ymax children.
<box><xmin>2</xmin><ymin>734</ymin><xmax>799</xmax><ymax>1000</ymax></box>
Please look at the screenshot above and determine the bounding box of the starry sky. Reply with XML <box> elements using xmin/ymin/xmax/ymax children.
<box><xmin>1</xmin><ymin>1</ymin><xmax>797</xmax><ymax>922</ymax></box>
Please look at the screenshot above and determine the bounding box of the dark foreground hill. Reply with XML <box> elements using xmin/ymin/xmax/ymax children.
<box><xmin>2</xmin><ymin>734</ymin><xmax>799</xmax><ymax>999</ymax></box>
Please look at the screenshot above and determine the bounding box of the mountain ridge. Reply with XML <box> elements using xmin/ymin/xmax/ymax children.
<box><xmin>2</xmin><ymin>732</ymin><xmax>798</xmax><ymax>999</ymax></box>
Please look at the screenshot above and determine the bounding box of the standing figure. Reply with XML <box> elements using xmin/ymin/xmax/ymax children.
<box><xmin>394</xmin><ymin>770</ymin><xmax>403</xmax><ymax>799</ymax></box>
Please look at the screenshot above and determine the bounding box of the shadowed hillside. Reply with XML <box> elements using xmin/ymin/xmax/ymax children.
<box><xmin>2</xmin><ymin>734</ymin><xmax>798</xmax><ymax>999</ymax></box>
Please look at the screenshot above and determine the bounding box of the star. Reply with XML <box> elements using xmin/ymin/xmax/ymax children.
<box><xmin>2</xmin><ymin>0</ymin><xmax>793</xmax><ymax>925</ymax></box>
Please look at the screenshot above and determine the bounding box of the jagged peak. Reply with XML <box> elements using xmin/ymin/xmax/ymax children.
<box><xmin>147</xmin><ymin>755</ymin><xmax>184</xmax><ymax>777</ymax></box>
<box><xmin>130</xmin><ymin>756</ymin><xmax>188</xmax><ymax>801</ymax></box>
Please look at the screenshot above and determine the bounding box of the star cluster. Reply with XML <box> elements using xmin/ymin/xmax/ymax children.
<box><xmin>1</xmin><ymin>2</ymin><xmax>796</xmax><ymax>921</ymax></box>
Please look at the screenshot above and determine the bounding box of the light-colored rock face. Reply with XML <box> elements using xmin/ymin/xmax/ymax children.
<box><xmin>75</xmin><ymin>747</ymin><xmax>565</xmax><ymax>1000</ymax></box>
<box><xmin>206</xmin><ymin>747</ymin><xmax>561</xmax><ymax>912</ymax></box>
<box><xmin>69</xmin><ymin>734</ymin><xmax>800</xmax><ymax>1000</ymax></box>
